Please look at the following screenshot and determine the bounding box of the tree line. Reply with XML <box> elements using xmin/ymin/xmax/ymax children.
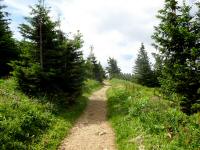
<box><xmin>105</xmin><ymin>0</ymin><xmax>200</xmax><ymax>114</ymax></box>
<box><xmin>0</xmin><ymin>0</ymin><xmax>106</xmax><ymax>105</ymax></box>
<box><xmin>0</xmin><ymin>0</ymin><xmax>199</xmax><ymax>114</ymax></box>
<box><xmin>153</xmin><ymin>0</ymin><xmax>200</xmax><ymax>114</ymax></box>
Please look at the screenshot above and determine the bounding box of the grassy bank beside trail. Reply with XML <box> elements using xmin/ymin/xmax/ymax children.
<box><xmin>107</xmin><ymin>79</ymin><xmax>200</xmax><ymax>150</ymax></box>
<box><xmin>0</xmin><ymin>79</ymin><xmax>102</xmax><ymax>150</ymax></box>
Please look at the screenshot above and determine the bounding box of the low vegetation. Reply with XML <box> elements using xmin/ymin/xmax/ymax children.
<box><xmin>1</xmin><ymin>0</ymin><xmax>200</xmax><ymax>149</ymax></box>
<box><xmin>0</xmin><ymin>79</ymin><xmax>102</xmax><ymax>150</ymax></box>
<box><xmin>107</xmin><ymin>79</ymin><xmax>200</xmax><ymax>150</ymax></box>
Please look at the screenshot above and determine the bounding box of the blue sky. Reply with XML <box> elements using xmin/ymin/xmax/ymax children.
<box><xmin>3</xmin><ymin>0</ymin><xmax>198</xmax><ymax>73</ymax></box>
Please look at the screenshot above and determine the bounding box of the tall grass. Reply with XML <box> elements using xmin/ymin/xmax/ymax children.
<box><xmin>0</xmin><ymin>78</ymin><xmax>102</xmax><ymax>150</ymax></box>
<box><xmin>107</xmin><ymin>79</ymin><xmax>200</xmax><ymax>150</ymax></box>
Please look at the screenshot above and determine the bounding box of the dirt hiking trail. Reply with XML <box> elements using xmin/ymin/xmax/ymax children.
<box><xmin>59</xmin><ymin>83</ymin><xmax>116</xmax><ymax>150</ymax></box>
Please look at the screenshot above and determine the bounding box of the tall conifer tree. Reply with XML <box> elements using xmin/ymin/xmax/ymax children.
<box><xmin>85</xmin><ymin>47</ymin><xmax>105</xmax><ymax>82</ymax></box>
<box><xmin>0</xmin><ymin>0</ymin><xmax>18</xmax><ymax>77</ymax></box>
<box><xmin>134</xmin><ymin>43</ymin><xmax>153</xmax><ymax>86</ymax></box>
<box><xmin>12</xmin><ymin>1</ymin><xmax>85</xmax><ymax>104</ymax></box>
<box><xmin>106</xmin><ymin>57</ymin><xmax>121</xmax><ymax>79</ymax></box>
<box><xmin>152</xmin><ymin>0</ymin><xmax>200</xmax><ymax>113</ymax></box>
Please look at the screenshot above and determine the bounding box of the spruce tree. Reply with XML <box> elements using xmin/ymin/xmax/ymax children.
<box><xmin>12</xmin><ymin>1</ymin><xmax>85</xmax><ymax>104</ymax></box>
<box><xmin>12</xmin><ymin>0</ymin><xmax>59</xmax><ymax>93</ymax></box>
<box><xmin>19</xmin><ymin>0</ymin><xmax>58</xmax><ymax>67</ymax></box>
<box><xmin>58</xmin><ymin>32</ymin><xmax>85</xmax><ymax>103</ymax></box>
<box><xmin>152</xmin><ymin>0</ymin><xmax>200</xmax><ymax>114</ymax></box>
<box><xmin>134</xmin><ymin>43</ymin><xmax>154</xmax><ymax>86</ymax></box>
<box><xmin>0</xmin><ymin>0</ymin><xmax>18</xmax><ymax>77</ymax></box>
<box><xmin>86</xmin><ymin>47</ymin><xmax>97</xmax><ymax>79</ymax></box>
<box><xmin>106</xmin><ymin>57</ymin><xmax>121</xmax><ymax>79</ymax></box>
<box><xmin>152</xmin><ymin>52</ymin><xmax>163</xmax><ymax>86</ymax></box>
<box><xmin>85</xmin><ymin>47</ymin><xmax>105</xmax><ymax>82</ymax></box>
<box><xmin>95</xmin><ymin>62</ymin><xmax>105</xmax><ymax>82</ymax></box>
<box><xmin>85</xmin><ymin>60</ymin><xmax>94</xmax><ymax>80</ymax></box>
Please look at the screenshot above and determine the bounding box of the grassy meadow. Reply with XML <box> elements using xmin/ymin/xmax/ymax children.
<box><xmin>107</xmin><ymin>79</ymin><xmax>200</xmax><ymax>150</ymax></box>
<box><xmin>0</xmin><ymin>79</ymin><xmax>102</xmax><ymax>150</ymax></box>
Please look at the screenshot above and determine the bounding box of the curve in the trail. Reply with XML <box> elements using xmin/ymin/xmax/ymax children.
<box><xmin>59</xmin><ymin>84</ymin><xmax>116</xmax><ymax>150</ymax></box>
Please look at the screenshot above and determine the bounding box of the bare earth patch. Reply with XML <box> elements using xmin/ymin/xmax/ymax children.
<box><xmin>59</xmin><ymin>84</ymin><xmax>116</xmax><ymax>150</ymax></box>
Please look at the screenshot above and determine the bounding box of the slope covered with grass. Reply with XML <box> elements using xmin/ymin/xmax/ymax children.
<box><xmin>107</xmin><ymin>79</ymin><xmax>200</xmax><ymax>150</ymax></box>
<box><xmin>0</xmin><ymin>79</ymin><xmax>102</xmax><ymax>150</ymax></box>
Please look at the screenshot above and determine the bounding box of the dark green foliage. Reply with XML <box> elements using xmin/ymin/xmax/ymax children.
<box><xmin>152</xmin><ymin>52</ymin><xmax>163</xmax><ymax>86</ymax></box>
<box><xmin>134</xmin><ymin>43</ymin><xmax>155</xmax><ymax>87</ymax></box>
<box><xmin>11</xmin><ymin>1</ymin><xmax>59</xmax><ymax>94</ymax></box>
<box><xmin>85</xmin><ymin>48</ymin><xmax>105</xmax><ymax>82</ymax></box>
<box><xmin>94</xmin><ymin>62</ymin><xmax>106</xmax><ymax>82</ymax></box>
<box><xmin>55</xmin><ymin>34</ymin><xmax>85</xmax><ymax>102</ymax></box>
<box><xmin>106</xmin><ymin>57</ymin><xmax>121</xmax><ymax>79</ymax></box>
<box><xmin>11</xmin><ymin>1</ymin><xmax>85</xmax><ymax>104</ymax></box>
<box><xmin>85</xmin><ymin>59</ymin><xmax>94</xmax><ymax>79</ymax></box>
<box><xmin>0</xmin><ymin>0</ymin><xmax>18</xmax><ymax>77</ymax></box>
<box><xmin>152</xmin><ymin>0</ymin><xmax>200</xmax><ymax>114</ymax></box>
<box><xmin>118</xmin><ymin>73</ymin><xmax>133</xmax><ymax>81</ymax></box>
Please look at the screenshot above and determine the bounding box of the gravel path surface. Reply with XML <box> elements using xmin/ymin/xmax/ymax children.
<box><xmin>59</xmin><ymin>84</ymin><xmax>116</xmax><ymax>150</ymax></box>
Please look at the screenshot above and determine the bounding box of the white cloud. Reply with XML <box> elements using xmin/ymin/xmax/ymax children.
<box><xmin>4</xmin><ymin>0</ymin><xmax>33</xmax><ymax>16</ymax></box>
<box><xmin>5</xmin><ymin>0</ymin><xmax>195</xmax><ymax>73</ymax></box>
<box><xmin>48</xmin><ymin>0</ymin><xmax>165</xmax><ymax>73</ymax></box>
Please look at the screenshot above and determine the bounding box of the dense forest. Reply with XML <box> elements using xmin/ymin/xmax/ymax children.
<box><xmin>0</xmin><ymin>0</ymin><xmax>199</xmax><ymax>149</ymax></box>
